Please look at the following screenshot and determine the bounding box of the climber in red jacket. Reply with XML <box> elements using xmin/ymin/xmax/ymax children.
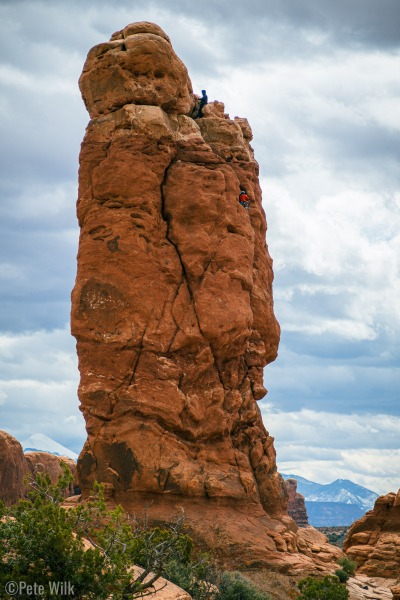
<box><xmin>239</xmin><ymin>190</ymin><xmax>250</xmax><ymax>210</ymax></box>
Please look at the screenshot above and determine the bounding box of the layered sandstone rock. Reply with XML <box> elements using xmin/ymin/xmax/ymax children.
<box><xmin>0</xmin><ymin>430</ymin><xmax>28</xmax><ymax>505</ymax></box>
<box><xmin>344</xmin><ymin>490</ymin><xmax>400</xmax><ymax>579</ymax></box>
<box><xmin>72</xmin><ymin>22</ymin><xmax>341</xmax><ymax>572</ymax></box>
<box><xmin>285</xmin><ymin>478</ymin><xmax>309</xmax><ymax>527</ymax></box>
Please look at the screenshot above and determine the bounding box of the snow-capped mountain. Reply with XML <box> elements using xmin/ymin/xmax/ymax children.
<box><xmin>22</xmin><ymin>433</ymin><xmax>78</xmax><ymax>461</ymax></box>
<box><xmin>281</xmin><ymin>473</ymin><xmax>378</xmax><ymax>511</ymax></box>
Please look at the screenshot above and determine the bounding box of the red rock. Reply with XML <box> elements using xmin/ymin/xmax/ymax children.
<box><xmin>79</xmin><ymin>21</ymin><xmax>194</xmax><ymax>118</ymax></box>
<box><xmin>0</xmin><ymin>430</ymin><xmax>28</xmax><ymax>505</ymax></box>
<box><xmin>344</xmin><ymin>490</ymin><xmax>400</xmax><ymax>579</ymax></box>
<box><xmin>285</xmin><ymin>478</ymin><xmax>309</xmax><ymax>527</ymax></box>
<box><xmin>72</xmin><ymin>22</ymin><xmax>340</xmax><ymax>572</ymax></box>
<box><xmin>25</xmin><ymin>452</ymin><xmax>78</xmax><ymax>497</ymax></box>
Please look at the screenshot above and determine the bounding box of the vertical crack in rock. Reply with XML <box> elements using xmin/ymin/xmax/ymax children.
<box><xmin>72</xmin><ymin>21</ymin><xmax>343</xmax><ymax>572</ymax></box>
<box><xmin>159</xmin><ymin>152</ymin><xmax>226</xmax><ymax>394</ymax></box>
<box><xmin>160</xmin><ymin>162</ymin><xmax>205</xmax><ymax>339</ymax></box>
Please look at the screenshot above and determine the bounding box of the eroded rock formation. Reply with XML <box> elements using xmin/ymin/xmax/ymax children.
<box><xmin>344</xmin><ymin>490</ymin><xmax>400</xmax><ymax>579</ymax></box>
<box><xmin>0</xmin><ymin>431</ymin><xmax>77</xmax><ymax>504</ymax></box>
<box><xmin>25</xmin><ymin>452</ymin><xmax>78</xmax><ymax>496</ymax></box>
<box><xmin>0</xmin><ymin>430</ymin><xmax>28</xmax><ymax>505</ymax></box>
<box><xmin>72</xmin><ymin>22</ymin><xmax>341</xmax><ymax>571</ymax></box>
<box><xmin>285</xmin><ymin>478</ymin><xmax>309</xmax><ymax>527</ymax></box>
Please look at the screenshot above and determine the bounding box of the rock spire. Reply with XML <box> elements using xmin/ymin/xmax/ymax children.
<box><xmin>72</xmin><ymin>22</ymin><xmax>340</xmax><ymax>571</ymax></box>
<box><xmin>285</xmin><ymin>478</ymin><xmax>309</xmax><ymax>527</ymax></box>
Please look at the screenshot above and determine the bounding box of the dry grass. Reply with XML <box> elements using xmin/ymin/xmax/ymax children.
<box><xmin>243</xmin><ymin>569</ymin><xmax>301</xmax><ymax>600</ymax></box>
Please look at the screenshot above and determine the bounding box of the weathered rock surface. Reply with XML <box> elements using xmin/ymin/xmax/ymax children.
<box><xmin>0</xmin><ymin>430</ymin><xmax>29</xmax><ymax>505</ymax></box>
<box><xmin>347</xmin><ymin>575</ymin><xmax>398</xmax><ymax>600</ymax></box>
<box><xmin>79</xmin><ymin>21</ymin><xmax>194</xmax><ymax>119</ymax></box>
<box><xmin>285</xmin><ymin>478</ymin><xmax>309</xmax><ymax>527</ymax></box>
<box><xmin>25</xmin><ymin>452</ymin><xmax>78</xmax><ymax>496</ymax></box>
<box><xmin>344</xmin><ymin>490</ymin><xmax>400</xmax><ymax>580</ymax></box>
<box><xmin>72</xmin><ymin>21</ymin><xmax>341</xmax><ymax>572</ymax></box>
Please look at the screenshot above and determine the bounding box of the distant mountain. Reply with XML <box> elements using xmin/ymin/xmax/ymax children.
<box><xmin>305</xmin><ymin>501</ymin><xmax>365</xmax><ymax>527</ymax></box>
<box><xmin>280</xmin><ymin>473</ymin><xmax>379</xmax><ymax>527</ymax></box>
<box><xmin>281</xmin><ymin>473</ymin><xmax>378</xmax><ymax>511</ymax></box>
<box><xmin>22</xmin><ymin>433</ymin><xmax>78</xmax><ymax>461</ymax></box>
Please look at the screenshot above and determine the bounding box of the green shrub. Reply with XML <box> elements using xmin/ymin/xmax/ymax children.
<box><xmin>0</xmin><ymin>466</ymin><xmax>195</xmax><ymax>599</ymax></box>
<box><xmin>335</xmin><ymin>569</ymin><xmax>350</xmax><ymax>583</ymax></box>
<box><xmin>217</xmin><ymin>571</ymin><xmax>271</xmax><ymax>600</ymax></box>
<box><xmin>337</xmin><ymin>556</ymin><xmax>356</xmax><ymax>576</ymax></box>
<box><xmin>298</xmin><ymin>575</ymin><xmax>349</xmax><ymax>600</ymax></box>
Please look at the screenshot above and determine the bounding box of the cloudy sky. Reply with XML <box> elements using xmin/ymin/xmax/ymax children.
<box><xmin>0</xmin><ymin>0</ymin><xmax>399</xmax><ymax>495</ymax></box>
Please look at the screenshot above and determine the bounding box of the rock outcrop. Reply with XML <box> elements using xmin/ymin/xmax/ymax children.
<box><xmin>0</xmin><ymin>430</ymin><xmax>29</xmax><ymax>505</ymax></box>
<box><xmin>285</xmin><ymin>478</ymin><xmax>309</xmax><ymax>527</ymax></box>
<box><xmin>72</xmin><ymin>21</ymin><xmax>341</xmax><ymax>572</ymax></box>
<box><xmin>25</xmin><ymin>452</ymin><xmax>78</xmax><ymax>496</ymax></box>
<box><xmin>0</xmin><ymin>431</ymin><xmax>78</xmax><ymax>504</ymax></box>
<box><xmin>344</xmin><ymin>490</ymin><xmax>400</xmax><ymax>579</ymax></box>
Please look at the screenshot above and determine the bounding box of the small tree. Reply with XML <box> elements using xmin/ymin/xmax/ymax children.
<box><xmin>334</xmin><ymin>555</ymin><xmax>356</xmax><ymax>583</ymax></box>
<box><xmin>298</xmin><ymin>575</ymin><xmax>349</xmax><ymax>600</ymax></box>
<box><xmin>337</xmin><ymin>556</ymin><xmax>356</xmax><ymax>576</ymax></box>
<box><xmin>0</xmin><ymin>466</ymin><xmax>194</xmax><ymax>599</ymax></box>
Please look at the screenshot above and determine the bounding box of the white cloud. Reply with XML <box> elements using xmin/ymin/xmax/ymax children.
<box><xmin>0</xmin><ymin>65</ymin><xmax>78</xmax><ymax>96</ymax></box>
<box><xmin>265</xmin><ymin>181</ymin><xmax>400</xmax><ymax>344</ymax></box>
<box><xmin>261</xmin><ymin>404</ymin><xmax>400</xmax><ymax>494</ymax></box>
<box><xmin>0</xmin><ymin>326</ymin><xmax>84</xmax><ymax>453</ymax></box>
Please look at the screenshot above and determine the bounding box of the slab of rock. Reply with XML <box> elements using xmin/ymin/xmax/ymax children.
<box><xmin>72</xmin><ymin>21</ymin><xmax>340</xmax><ymax>573</ymax></box>
<box><xmin>344</xmin><ymin>490</ymin><xmax>400</xmax><ymax>579</ymax></box>
<box><xmin>0</xmin><ymin>430</ymin><xmax>28</xmax><ymax>505</ymax></box>
<box><xmin>285</xmin><ymin>478</ymin><xmax>309</xmax><ymax>527</ymax></box>
<box><xmin>347</xmin><ymin>575</ymin><xmax>398</xmax><ymax>600</ymax></box>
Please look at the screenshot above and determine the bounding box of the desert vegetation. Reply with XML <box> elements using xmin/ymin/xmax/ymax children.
<box><xmin>0</xmin><ymin>467</ymin><xmax>272</xmax><ymax>600</ymax></box>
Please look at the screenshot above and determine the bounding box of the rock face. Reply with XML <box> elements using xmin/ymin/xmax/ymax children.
<box><xmin>0</xmin><ymin>430</ymin><xmax>29</xmax><ymax>505</ymax></box>
<box><xmin>344</xmin><ymin>490</ymin><xmax>400</xmax><ymax>579</ymax></box>
<box><xmin>72</xmin><ymin>21</ymin><xmax>341</xmax><ymax>572</ymax></box>
<box><xmin>285</xmin><ymin>478</ymin><xmax>309</xmax><ymax>527</ymax></box>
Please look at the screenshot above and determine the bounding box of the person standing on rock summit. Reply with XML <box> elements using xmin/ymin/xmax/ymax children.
<box><xmin>196</xmin><ymin>89</ymin><xmax>208</xmax><ymax>118</ymax></box>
